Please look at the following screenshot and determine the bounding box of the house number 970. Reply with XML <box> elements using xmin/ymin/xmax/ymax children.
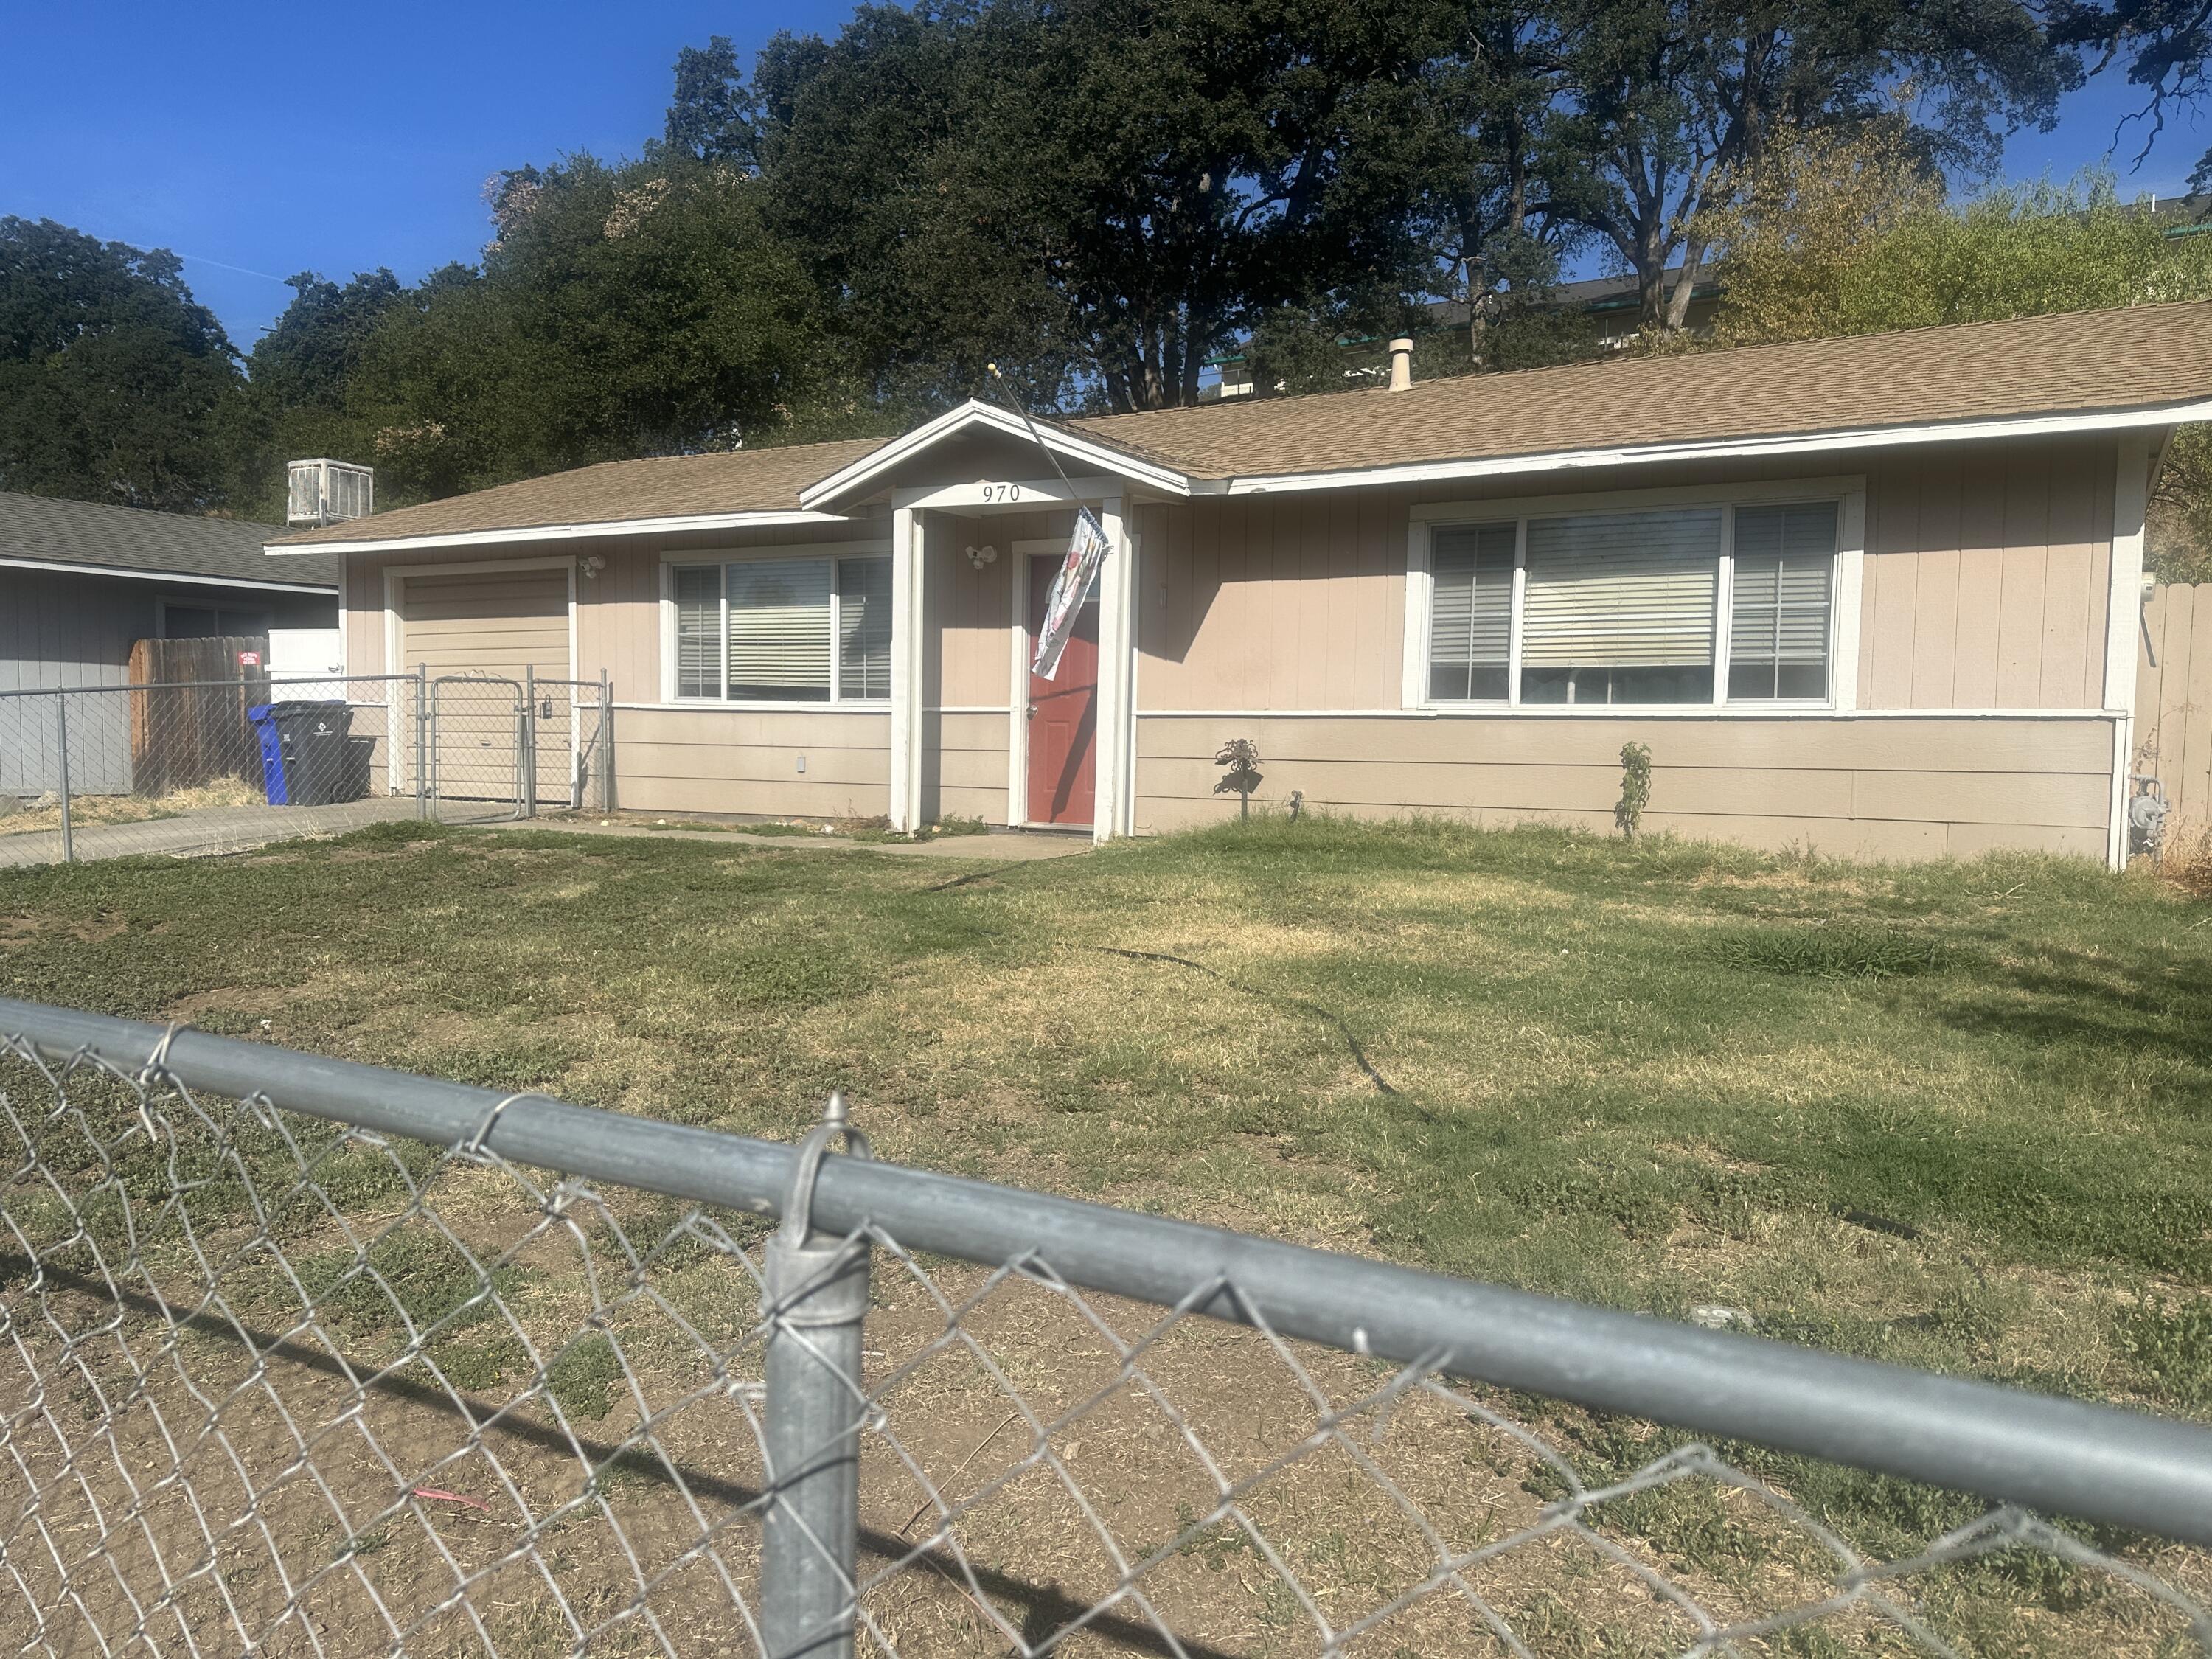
<box><xmin>978</xmin><ymin>483</ymin><xmax>1022</xmax><ymax>502</ymax></box>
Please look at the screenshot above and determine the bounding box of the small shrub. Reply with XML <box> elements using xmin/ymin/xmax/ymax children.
<box><xmin>1615</xmin><ymin>742</ymin><xmax>1652</xmax><ymax>840</ymax></box>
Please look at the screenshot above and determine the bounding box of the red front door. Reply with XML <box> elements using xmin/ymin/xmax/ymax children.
<box><xmin>1026</xmin><ymin>554</ymin><xmax>1099</xmax><ymax>826</ymax></box>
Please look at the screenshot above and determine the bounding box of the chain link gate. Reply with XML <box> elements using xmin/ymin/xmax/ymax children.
<box><xmin>0</xmin><ymin>669</ymin><xmax>613</xmax><ymax>862</ymax></box>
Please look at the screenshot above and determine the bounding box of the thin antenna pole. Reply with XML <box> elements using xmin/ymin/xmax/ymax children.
<box><xmin>986</xmin><ymin>363</ymin><xmax>1082</xmax><ymax>498</ymax></box>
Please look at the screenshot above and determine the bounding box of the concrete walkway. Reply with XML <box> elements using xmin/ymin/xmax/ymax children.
<box><xmin>459</xmin><ymin>818</ymin><xmax>1093</xmax><ymax>860</ymax></box>
<box><xmin>0</xmin><ymin>797</ymin><xmax>424</xmax><ymax>867</ymax></box>
<box><xmin>0</xmin><ymin>799</ymin><xmax>1091</xmax><ymax>868</ymax></box>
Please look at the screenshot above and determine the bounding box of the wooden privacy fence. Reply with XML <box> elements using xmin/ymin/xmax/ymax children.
<box><xmin>128</xmin><ymin>637</ymin><xmax>272</xmax><ymax>796</ymax></box>
<box><xmin>2137</xmin><ymin>582</ymin><xmax>2212</xmax><ymax>835</ymax></box>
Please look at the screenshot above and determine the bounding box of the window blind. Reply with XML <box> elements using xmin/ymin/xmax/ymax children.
<box><xmin>726</xmin><ymin>557</ymin><xmax>832</xmax><ymax>701</ymax></box>
<box><xmin>838</xmin><ymin>556</ymin><xmax>891</xmax><ymax>700</ymax></box>
<box><xmin>673</xmin><ymin>565</ymin><xmax>722</xmax><ymax>699</ymax></box>
<box><xmin>1521</xmin><ymin>508</ymin><xmax>1719</xmax><ymax>703</ymax></box>
<box><xmin>1729</xmin><ymin>503</ymin><xmax>1835</xmax><ymax>700</ymax></box>
<box><xmin>1428</xmin><ymin>524</ymin><xmax>1514</xmax><ymax>701</ymax></box>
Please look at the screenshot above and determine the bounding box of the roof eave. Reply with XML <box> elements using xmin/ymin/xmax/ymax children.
<box><xmin>1217</xmin><ymin>397</ymin><xmax>2212</xmax><ymax>496</ymax></box>
<box><xmin>797</xmin><ymin>400</ymin><xmax>1194</xmax><ymax>509</ymax></box>
<box><xmin>266</xmin><ymin>507</ymin><xmax>856</xmax><ymax>557</ymax></box>
<box><xmin>0</xmin><ymin>554</ymin><xmax>338</xmax><ymax>595</ymax></box>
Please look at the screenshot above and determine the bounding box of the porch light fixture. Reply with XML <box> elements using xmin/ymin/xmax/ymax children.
<box><xmin>965</xmin><ymin>543</ymin><xmax>999</xmax><ymax>571</ymax></box>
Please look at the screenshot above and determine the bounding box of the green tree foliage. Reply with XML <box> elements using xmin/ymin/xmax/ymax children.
<box><xmin>1708</xmin><ymin>173</ymin><xmax>2212</xmax><ymax>577</ymax></box>
<box><xmin>279</xmin><ymin>154</ymin><xmax>869</xmax><ymax>509</ymax></box>
<box><xmin>0</xmin><ymin>217</ymin><xmax>243</xmax><ymax>512</ymax></box>
<box><xmin>750</xmin><ymin>0</ymin><xmax>1444</xmax><ymax>411</ymax></box>
<box><xmin>666</xmin><ymin>35</ymin><xmax>760</xmax><ymax>166</ymax></box>
<box><xmin>223</xmin><ymin>269</ymin><xmax>407</xmax><ymax>518</ymax></box>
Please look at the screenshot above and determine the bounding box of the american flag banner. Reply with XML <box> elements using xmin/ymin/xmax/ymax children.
<box><xmin>1030</xmin><ymin>506</ymin><xmax>1110</xmax><ymax>679</ymax></box>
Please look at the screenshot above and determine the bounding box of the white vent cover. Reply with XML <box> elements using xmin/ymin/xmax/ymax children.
<box><xmin>286</xmin><ymin>459</ymin><xmax>375</xmax><ymax>526</ymax></box>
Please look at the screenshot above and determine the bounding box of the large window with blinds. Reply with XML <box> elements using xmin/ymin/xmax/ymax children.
<box><xmin>669</xmin><ymin>553</ymin><xmax>892</xmax><ymax>703</ymax></box>
<box><xmin>1421</xmin><ymin>498</ymin><xmax>1840</xmax><ymax>708</ymax></box>
<box><xmin>1728</xmin><ymin>502</ymin><xmax>1837</xmax><ymax>701</ymax></box>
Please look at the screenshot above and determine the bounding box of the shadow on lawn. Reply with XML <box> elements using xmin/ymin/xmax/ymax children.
<box><xmin>1924</xmin><ymin>936</ymin><xmax>2212</xmax><ymax>1076</ymax></box>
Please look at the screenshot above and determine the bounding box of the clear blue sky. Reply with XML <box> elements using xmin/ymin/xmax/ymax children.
<box><xmin>3</xmin><ymin>1</ymin><xmax>2206</xmax><ymax>350</ymax></box>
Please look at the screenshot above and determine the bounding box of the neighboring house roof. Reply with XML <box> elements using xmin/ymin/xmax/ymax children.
<box><xmin>0</xmin><ymin>491</ymin><xmax>338</xmax><ymax>591</ymax></box>
<box><xmin>269</xmin><ymin>438</ymin><xmax>887</xmax><ymax>551</ymax></box>
<box><xmin>274</xmin><ymin>301</ymin><xmax>2212</xmax><ymax>548</ymax></box>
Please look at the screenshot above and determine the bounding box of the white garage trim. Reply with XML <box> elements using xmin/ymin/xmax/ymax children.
<box><xmin>381</xmin><ymin>557</ymin><xmax>578</xmax><ymax>801</ymax></box>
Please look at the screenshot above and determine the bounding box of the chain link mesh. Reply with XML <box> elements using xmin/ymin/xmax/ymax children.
<box><xmin>0</xmin><ymin>1032</ymin><xmax>2206</xmax><ymax>1657</ymax></box>
<box><xmin>0</xmin><ymin>675</ymin><xmax>612</xmax><ymax>867</ymax></box>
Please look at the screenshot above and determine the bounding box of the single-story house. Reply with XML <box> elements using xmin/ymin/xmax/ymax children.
<box><xmin>268</xmin><ymin>301</ymin><xmax>2212</xmax><ymax>869</ymax></box>
<box><xmin>2</xmin><ymin>491</ymin><xmax>339</xmax><ymax>793</ymax></box>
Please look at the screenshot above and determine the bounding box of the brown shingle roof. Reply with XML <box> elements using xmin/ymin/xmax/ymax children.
<box><xmin>276</xmin><ymin>302</ymin><xmax>2212</xmax><ymax>548</ymax></box>
<box><xmin>269</xmin><ymin>437</ymin><xmax>887</xmax><ymax>548</ymax></box>
<box><xmin>1065</xmin><ymin>301</ymin><xmax>2212</xmax><ymax>480</ymax></box>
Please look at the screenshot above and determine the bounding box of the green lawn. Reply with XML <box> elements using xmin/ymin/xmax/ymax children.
<box><xmin>7</xmin><ymin>815</ymin><xmax>2212</xmax><ymax>1651</ymax></box>
<box><xmin>3</xmin><ymin>813</ymin><xmax>2208</xmax><ymax>1416</ymax></box>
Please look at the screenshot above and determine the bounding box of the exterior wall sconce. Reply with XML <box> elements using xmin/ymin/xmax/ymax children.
<box><xmin>581</xmin><ymin>554</ymin><xmax>607</xmax><ymax>580</ymax></box>
<box><xmin>965</xmin><ymin>543</ymin><xmax>999</xmax><ymax>571</ymax></box>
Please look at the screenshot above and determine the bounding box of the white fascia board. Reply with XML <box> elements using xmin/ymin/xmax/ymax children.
<box><xmin>1216</xmin><ymin>397</ymin><xmax>2212</xmax><ymax>497</ymax></box>
<box><xmin>0</xmin><ymin>555</ymin><xmax>338</xmax><ymax>596</ymax></box>
<box><xmin>263</xmin><ymin>508</ymin><xmax>850</xmax><ymax>557</ymax></box>
<box><xmin>798</xmin><ymin>400</ymin><xmax>1193</xmax><ymax>509</ymax></box>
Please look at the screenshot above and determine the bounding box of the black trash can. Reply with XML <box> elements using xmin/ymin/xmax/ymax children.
<box><xmin>340</xmin><ymin>735</ymin><xmax>375</xmax><ymax>802</ymax></box>
<box><xmin>266</xmin><ymin>701</ymin><xmax>364</xmax><ymax>806</ymax></box>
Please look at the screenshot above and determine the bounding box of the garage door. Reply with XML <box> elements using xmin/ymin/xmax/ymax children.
<box><xmin>397</xmin><ymin>566</ymin><xmax>572</xmax><ymax>805</ymax></box>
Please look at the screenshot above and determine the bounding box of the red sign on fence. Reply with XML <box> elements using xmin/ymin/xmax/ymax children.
<box><xmin>237</xmin><ymin>650</ymin><xmax>261</xmax><ymax>667</ymax></box>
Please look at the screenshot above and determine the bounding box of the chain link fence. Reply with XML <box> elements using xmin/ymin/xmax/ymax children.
<box><xmin>0</xmin><ymin>669</ymin><xmax>613</xmax><ymax>866</ymax></box>
<box><xmin>1</xmin><ymin>998</ymin><xmax>2208</xmax><ymax>1656</ymax></box>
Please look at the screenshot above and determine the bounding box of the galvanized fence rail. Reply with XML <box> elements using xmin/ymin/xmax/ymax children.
<box><xmin>0</xmin><ymin>997</ymin><xmax>2208</xmax><ymax>1657</ymax></box>
<box><xmin>0</xmin><ymin>670</ymin><xmax>614</xmax><ymax>865</ymax></box>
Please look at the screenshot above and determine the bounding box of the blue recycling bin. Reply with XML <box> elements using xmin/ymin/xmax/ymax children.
<box><xmin>246</xmin><ymin>704</ymin><xmax>289</xmax><ymax>804</ymax></box>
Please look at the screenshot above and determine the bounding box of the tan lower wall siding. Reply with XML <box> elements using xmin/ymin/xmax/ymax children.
<box><xmin>1134</xmin><ymin>714</ymin><xmax>2114</xmax><ymax>860</ymax></box>
<box><xmin>922</xmin><ymin>711</ymin><xmax>1011</xmax><ymax>823</ymax></box>
<box><xmin>611</xmin><ymin>707</ymin><xmax>890</xmax><ymax>818</ymax></box>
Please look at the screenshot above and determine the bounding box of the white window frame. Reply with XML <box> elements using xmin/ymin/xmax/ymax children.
<box><xmin>658</xmin><ymin>543</ymin><xmax>894</xmax><ymax>709</ymax></box>
<box><xmin>1402</xmin><ymin>476</ymin><xmax>1865</xmax><ymax>716</ymax></box>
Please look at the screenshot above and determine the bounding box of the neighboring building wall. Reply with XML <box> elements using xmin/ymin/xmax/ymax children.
<box><xmin>2137</xmin><ymin>582</ymin><xmax>2212</xmax><ymax>837</ymax></box>
<box><xmin>1</xmin><ymin>567</ymin><xmax>333</xmax><ymax>798</ymax></box>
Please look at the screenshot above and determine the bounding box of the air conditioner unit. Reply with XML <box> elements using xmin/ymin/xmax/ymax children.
<box><xmin>286</xmin><ymin>459</ymin><xmax>375</xmax><ymax>527</ymax></box>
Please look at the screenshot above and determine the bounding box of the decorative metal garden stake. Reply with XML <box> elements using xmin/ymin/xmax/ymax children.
<box><xmin>1214</xmin><ymin>738</ymin><xmax>1264</xmax><ymax>821</ymax></box>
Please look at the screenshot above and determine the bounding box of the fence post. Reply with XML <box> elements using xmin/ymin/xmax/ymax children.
<box><xmin>760</xmin><ymin>1094</ymin><xmax>872</xmax><ymax>1659</ymax></box>
<box><xmin>599</xmin><ymin>669</ymin><xmax>614</xmax><ymax>814</ymax></box>
<box><xmin>521</xmin><ymin>665</ymin><xmax>537</xmax><ymax>821</ymax></box>
<box><xmin>414</xmin><ymin>665</ymin><xmax>429</xmax><ymax>821</ymax></box>
<box><xmin>55</xmin><ymin>693</ymin><xmax>73</xmax><ymax>865</ymax></box>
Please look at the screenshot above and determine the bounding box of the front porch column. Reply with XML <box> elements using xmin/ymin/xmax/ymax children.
<box><xmin>888</xmin><ymin>502</ymin><xmax>925</xmax><ymax>831</ymax></box>
<box><xmin>1092</xmin><ymin>495</ymin><xmax>1135</xmax><ymax>843</ymax></box>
